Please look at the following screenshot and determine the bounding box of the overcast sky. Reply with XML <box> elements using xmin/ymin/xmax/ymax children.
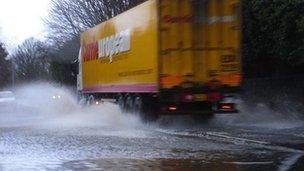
<box><xmin>0</xmin><ymin>0</ymin><xmax>50</xmax><ymax>52</ymax></box>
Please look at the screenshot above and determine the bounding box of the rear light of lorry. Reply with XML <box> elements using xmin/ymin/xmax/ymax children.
<box><xmin>218</xmin><ymin>103</ymin><xmax>235</xmax><ymax>111</ymax></box>
<box><xmin>161</xmin><ymin>105</ymin><xmax>178</xmax><ymax>112</ymax></box>
<box><xmin>168</xmin><ymin>106</ymin><xmax>178</xmax><ymax>111</ymax></box>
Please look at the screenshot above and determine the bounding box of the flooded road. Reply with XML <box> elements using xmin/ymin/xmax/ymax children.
<box><xmin>0</xmin><ymin>84</ymin><xmax>303</xmax><ymax>170</ymax></box>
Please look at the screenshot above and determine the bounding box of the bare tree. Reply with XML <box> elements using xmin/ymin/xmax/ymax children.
<box><xmin>45</xmin><ymin>0</ymin><xmax>145</xmax><ymax>85</ymax></box>
<box><xmin>46</xmin><ymin>0</ymin><xmax>145</xmax><ymax>47</ymax></box>
<box><xmin>12</xmin><ymin>38</ymin><xmax>51</xmax><ymax>82</ymax></box>
<box><xmin>0</xmin><ymin>41</ymin><xmax>10</xmax><ymax>88</ymax></box>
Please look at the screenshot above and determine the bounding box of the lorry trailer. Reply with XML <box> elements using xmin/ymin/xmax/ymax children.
<box><xmin>77</xmin><ymin>0</ymin><xmax>242</xmax><ymax>120</ymax></box>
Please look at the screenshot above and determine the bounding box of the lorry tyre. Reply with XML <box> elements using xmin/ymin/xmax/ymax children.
<box><xmin>88</xmin><ymin>95</ymin><xmax>95</xmax><ymax>105</ymax></box>
<box><xmin>141</xmin><ymin>95</ymin><xmax>159</xmax><ymax>122</ymax></box>
<box><xmin>117</xmin><ymin>94</ymin><xmax>125</xmax><ymax>111</ymax></box>
<box><xmin>124</xmin><ymin>95</ymin><xmax>133</xmax><ymax>113</ymax></box>
<box><xmin>79</xmin><ymin>97</ymin><xmax>87</xmax><ymax>107</ymax></box>
<box><xmin>133</xmin><ymin>95</ymin><xmax>143</xmax><ymax>114</ymax></box>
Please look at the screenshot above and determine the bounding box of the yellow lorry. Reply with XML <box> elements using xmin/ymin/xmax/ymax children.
<box><xmin>78</xmin><ymin>0</ymin><xmax>242</xmax><ymax>120</ymax></box>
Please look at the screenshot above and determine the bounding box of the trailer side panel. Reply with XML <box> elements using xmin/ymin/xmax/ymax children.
<box><xmin>81</xmin><ymin>0</ymin><xmax>159</xmax><ymax>93</ymax></box>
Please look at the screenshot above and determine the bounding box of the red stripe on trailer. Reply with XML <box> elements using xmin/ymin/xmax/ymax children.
<box><xmin>82</xmin><ymin>83</ymin><xmax>158</xmax><ymax>93</ymax></box>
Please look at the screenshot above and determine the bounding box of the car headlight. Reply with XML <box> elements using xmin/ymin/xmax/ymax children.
<box><xmin>52</xmin><ymin>95</ymin><xmax>62</xmax><ymax>99</ymax></box>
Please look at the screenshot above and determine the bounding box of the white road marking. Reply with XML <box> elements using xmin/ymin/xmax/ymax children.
<box><xmin>278</xmin><ymin>154</ymin><xmax>303</xmax><ymax>171</ymax></box>
<box><xmin>154</xmin><ymin>129</ymin><xmax>304</xmax><ymax>154</ymax></box>
<box><xmin>225</xmin><ymin>161</ymin><xmax>273</xmax><ymax>165</ymax></box>
<box><xmin>205</xmin><ymin>132</ymin><xmax>270</xmax><ymax>145</ymax></box>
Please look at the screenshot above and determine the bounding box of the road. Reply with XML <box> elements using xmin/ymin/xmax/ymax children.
<box><xmin>0</xmin><ymin>100</ymin><xmax>303</xmax><ymax>171</ymax></box>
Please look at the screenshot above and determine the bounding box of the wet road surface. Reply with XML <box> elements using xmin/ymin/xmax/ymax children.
<box><xmin>0</xmin><ymin>84</ymin><xmax>303</xmax><ymax>170</ymax></box>
<box><xmin>0</xmin><ymin>103</ymin><xmax>304</xmax><ymax>171</ymax></box>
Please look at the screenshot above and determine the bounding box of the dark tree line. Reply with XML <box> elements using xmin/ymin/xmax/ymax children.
<box><xmin>0</xmin><ymin>41</ymin><xmax>10</xmax><ymax>89</ymax></box>
<box><xmin>11</xmin><ymin>38</ymin><xmax>51</xmax><ymax>83</ymax></box>
<box><xmin>242</xmin><ymin>0</ymin><xmax>304</xmax><ymax>78</ymax></box>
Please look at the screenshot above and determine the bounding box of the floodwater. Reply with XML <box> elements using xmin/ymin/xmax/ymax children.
<box><xmin>0</xmin><ymin>83</ymin><xmax>303</xmax><ymax>171</ymax></box>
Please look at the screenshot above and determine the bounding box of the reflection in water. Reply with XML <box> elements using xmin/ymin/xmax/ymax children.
<box><xmin>52</xmin><ymin>158</ymin><xmax>278</xmax><ymax>171</ymax></box>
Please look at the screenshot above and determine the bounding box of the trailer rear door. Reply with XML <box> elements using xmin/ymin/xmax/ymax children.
<box><xmin>159</xmin><ymin>0</ymin><xmax>241</xmax><ymax>89</ymax></box>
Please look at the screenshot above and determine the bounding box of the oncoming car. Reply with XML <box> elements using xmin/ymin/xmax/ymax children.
<box><xmin>52</xmin><ymin>94</ymin><xmax>62</xmax><ymax>100</ymax></box>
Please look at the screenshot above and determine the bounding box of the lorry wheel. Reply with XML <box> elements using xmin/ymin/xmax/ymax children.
<box><xmin>133</xmin><ymin>95</ymin><xmax>143</xmax><ymax>114</ymax></box>
<box><xmin>140</xmin><ymin>96</ymin><xmax>159</xmax><ymax>122</ymax></box>
<box><xmin>88</xmin><ymin>95</ymin><xmax>95</xmax><ymax>105</ymax></box>
<box><xmin>79</xmin><ymin>97</ymin><xmax>87</xmax><ymax>107</ymax></box>
<box><xmin>117</xmin><ymin>94</ymin><xmax>125</xmax><ymax>111</ymax></box>
<box><xmin>124</xmin><ymin>95</ymin><xmax>133</xmax><ymax>113</ymax></box>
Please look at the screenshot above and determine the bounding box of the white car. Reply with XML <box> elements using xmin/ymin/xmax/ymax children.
<box><xmin>0</xmin><ymin>91</ymin><xmax>16</xmax><ymax>113</ymax></box>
